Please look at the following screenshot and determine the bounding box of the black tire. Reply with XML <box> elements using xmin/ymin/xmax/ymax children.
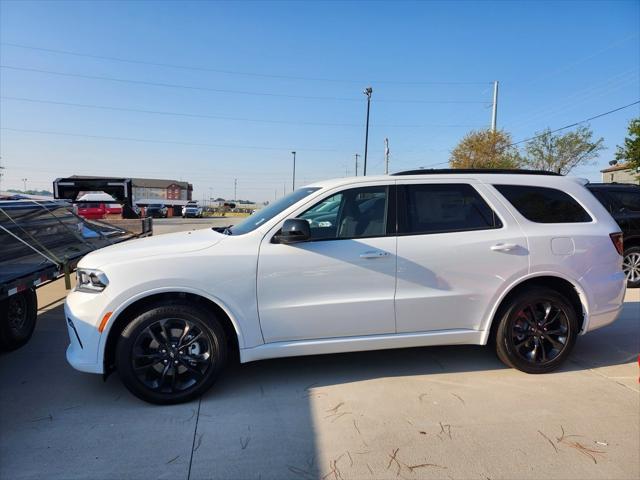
<box><xmin>622</xmin><ymin>246</ymin><xmax>640</xmax><ymax>288</ymax></box>
<box><xmin>0</xmin><ymin>289</ymin><xmax>38</xmax><ymax>351</ymax></box>
<box><xmin>494</xmin><ymin>287</ymin><xmax>578</xmax><ymax>373</ymax></box>
<box><xmin>115</xmin><ymin>303</ymin><xmax>227</xmax><ymax>404</ymax></box>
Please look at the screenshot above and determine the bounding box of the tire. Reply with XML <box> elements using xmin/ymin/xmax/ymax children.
<box><xmin>115</xmin><ymin>303</ymin><xmax>227</xmax><ymax>404</ymax></box>
<box><xmin>494</xmin><ymin>287</ymin><xmax>578</xmax><ymax>373</ymax></box>
<box><xmin>622</xmin><ymin>246</ymin><xmax>640</xmax><ymax>288</ymax></box>
<box><xmin>0</xmin><ymin>289</ymin><xmax>38</xmax><ymax>351</ymax></box>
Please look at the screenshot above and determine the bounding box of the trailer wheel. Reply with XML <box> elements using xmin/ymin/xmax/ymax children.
<box><xmin>0</xmin><ymin>288</ymin><xmax>38</xmax><ymax>351</ymax></box>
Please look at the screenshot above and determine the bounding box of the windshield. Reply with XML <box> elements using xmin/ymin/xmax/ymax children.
<box><xmin>148</xmin><ymin>204</ymin><xmax>163</xmax><ymax>208</ymax></box>
<box><xmin>229</xmin><ymin>187</ymin><xmax>321</xmax><ymax>235</ymax></box>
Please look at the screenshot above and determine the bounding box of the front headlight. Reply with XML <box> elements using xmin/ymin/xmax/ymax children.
<box><xmin>76</xmin><ymin>269</ymin><xmax>109</xmax><ymax>293</ymax></box>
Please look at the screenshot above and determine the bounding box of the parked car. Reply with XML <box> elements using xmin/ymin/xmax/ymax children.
<box><xmin>65</xmin><ymin>170</ymin><xmax>626</xmax><ymax>404</ymax></box>
<box><xmin>76</xmin><ymin>202</ymin><xmax>107</xmax><ymax>220</ymax></box>
<box><xmin>145</xmin><ymin>204</ymin><xmax>168</xmax><ymax>218</ymax></box>
<box><xmin>586</xmin><ymin>182</ymin><xmax>640</xmax><ymax>287</ymax></box>
<box><xmin>76</xmin><ymin>193</ymin><xmax>122</xmax><ymax>218</ymax></box>
<box><xmin>105</xmin><ymin>203</ymin><xmax>123</xmax><ymax>216</ymax></box>
<box><xmin>182</xmin><ymin>202</ymin><xmax>203</xmax><ymax>218</ymax></box>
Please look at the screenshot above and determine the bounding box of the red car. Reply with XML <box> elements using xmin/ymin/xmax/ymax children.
<box><xmin>76</xmin><ymin>202</ymin><xmax>108</xmax><ymax>220</ymax></box>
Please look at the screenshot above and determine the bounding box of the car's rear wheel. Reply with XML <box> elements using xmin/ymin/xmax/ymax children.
<box><xmin>0</xmin><ymin>289</ymin><xmax>38</xmax><ymax>351</ymax></box>
<box><xmin>494</xmin><ymin>288</ymin><xmax>578</xmax><ymax>373</ymax></box>
<box><xmin>622</xmin><ymin>246</ymin><xmax>640</xmax><ymax>288</ymax></box>
<box><xmin>115</xmin><ymin>303</ymin><xmax>227</xmax><ymax>404</ymax></box>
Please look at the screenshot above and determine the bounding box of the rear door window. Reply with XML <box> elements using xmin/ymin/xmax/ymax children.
<box><xmin>494</xmin><ymin>185</ymin><xmax>592</xmax><ymax>223</ymax></box>
<box><xmin>399</xmin><ymin>183</ymin><xmax>502</xmax><ymax>235</ymax></box>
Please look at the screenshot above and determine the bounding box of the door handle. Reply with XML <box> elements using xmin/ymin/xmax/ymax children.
<box><xmin>490</xmin><ymin>243</ymin><xmax>518</xmax><ymax>252</ymax></box>
<box><xmin>360</xmin><ymin>250</ymin><xmax>390</xmax><ymax>259</ymax></box>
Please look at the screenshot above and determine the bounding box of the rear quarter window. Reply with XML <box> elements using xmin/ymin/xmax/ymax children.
<box><xmin>494</xmin><ymin>185</ymin><xmax>592</xmax><ymax>223</ymax></box>
<box><xmin>609</xmin><ymin>190</ymin><xmax>640</xmax><ymax>212</ymax></box>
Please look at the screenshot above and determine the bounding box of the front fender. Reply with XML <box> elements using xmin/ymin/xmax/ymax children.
<box><xmin>97</xmin><ymin>285</ymin><xmax>249</xmax><ymax>366</ymax></box>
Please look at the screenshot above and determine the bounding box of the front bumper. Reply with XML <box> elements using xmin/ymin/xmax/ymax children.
<box><xmin>64</xmin><ymin>294</ymin><xmax>105</xmax><ymax>374</ymax></box>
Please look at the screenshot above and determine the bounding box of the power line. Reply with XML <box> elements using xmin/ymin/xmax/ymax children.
<box><xmin>0</xmin><ymin>65</ymin><xmax>491</xmax><ymax>104</ymax></box>
<box><xmin>509</xmin><ymin>100</ymin><xmax>640</xmax><ymax>146</ymax></box>
<box><xmin>0</xmin><ymin>126</ymin><xmax>351</xmax><ymax>152</ymax></box>
<box><xmin>0</xmin><ymin>96</ymin><xmax>482</xmax><ymax>129</ymax></box>
<box><xmin>0</xmin><ymin>41</ymin><xmax>493</xmax><ymax>86</ymax></box>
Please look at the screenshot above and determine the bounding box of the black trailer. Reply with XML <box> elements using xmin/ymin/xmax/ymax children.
<box><xmin>0</xmin><ymin>200</ymin><xmax>151</xmax><ymax>350</ymax></box>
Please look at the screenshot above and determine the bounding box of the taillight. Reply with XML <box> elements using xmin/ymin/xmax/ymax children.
<box><xmin>610</xmin><ymin>232</ymin><xmax>624</xmax><ymax>256</ymax></box>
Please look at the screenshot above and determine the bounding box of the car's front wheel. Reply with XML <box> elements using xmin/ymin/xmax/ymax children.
<box><xmin>494</xmin><ymin>287</ymin><xmax>578</xmax><ymax>373</ymax></box>
<box><xmin>622</xmin><ymin>246</ymin><xmax>640</xmax><ymax>288</ymax></box>
<box><xmin>115</xmin><ymin>303</ymin><xmax>227</xmax><ymax>404</ymax></box>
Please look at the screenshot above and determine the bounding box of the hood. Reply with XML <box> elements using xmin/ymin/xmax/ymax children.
<box><xmin>79</xmin><ymin>228</ymin><xmax>225</xmax><ymax>269</ymax></box>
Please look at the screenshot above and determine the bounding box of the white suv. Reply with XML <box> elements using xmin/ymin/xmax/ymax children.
<box><xmin>65</xmin><ymin>170</ymin><xmax>626</xmax><ymax>404</ymax></box>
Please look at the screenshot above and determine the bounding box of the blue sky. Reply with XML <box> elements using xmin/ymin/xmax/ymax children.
<box><xmin>0</xmin><ymin>0</ymin><xmax>638</xmax><ymax>201</ymax></box>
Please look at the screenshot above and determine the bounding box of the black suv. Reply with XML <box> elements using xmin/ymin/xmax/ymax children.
<box><xmin>587</xmin><ymin>182</ymin><xmax>640</xmax><ymax>288</ymax></box>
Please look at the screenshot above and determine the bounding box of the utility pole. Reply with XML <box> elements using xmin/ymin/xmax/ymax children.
<box><xmin>354</xmin><ymin>153</ymin><xmax>360</xmax><ymax>176</ymax></box>
<box><xmin>363</xmin><ymin>87</ymin><xmax>372</xmax><ymax>176</ymax></box>
<box><xmin>233</xmin><ymin>178</ymin><xmax>237</xmax><ymax>202</ymax></box>
<box><xmin>0</xmin><ymin>162</ymin><xmax>4</xmax><ymax>193</ymax></box>
<box><xmin>22</xmin><ymin>178</ymin><xmax>27</xmax><ymax>192</ymax></box>
<box><xmin>491</xmin><ymin>80</ymin><xmax>499</xmax><ymax>132</ymax></box>
<box><xmin>291</xmin><ymin>151</ymin><xmax>296</xmax><ymax>191</ymax></box>
<box><xmin>384</xmin><ymin>138</ymin><xmax>390</xmax><ymax>174</ymax></box>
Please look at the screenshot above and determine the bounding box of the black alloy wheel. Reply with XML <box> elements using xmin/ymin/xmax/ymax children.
<box><xmin>132</xmin><ymin>318</ymin><xmax>213</xmax><ymax>393</ymax></box>
<box><xmin>509</xmin><ymin>301</ymin><xmax>570</xmax><ymax>365</ymax></box>
<box><xmin>116</xmin><ymin>303</ymin><xmax>227</xmax><ymax>404</ymax></box>
<box><xmin>495</xmin><ymin>287</ymin><xmax>578</xmax><ymax>373</ymax></box>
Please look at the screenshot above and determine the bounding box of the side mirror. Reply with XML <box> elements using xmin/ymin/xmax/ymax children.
<box><xmin>277</xmin><ymin>218</ymin><xmax>311</xmax><ymax>244</ymax></box>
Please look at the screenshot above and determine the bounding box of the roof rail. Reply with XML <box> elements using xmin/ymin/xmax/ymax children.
<box><xmin>391</xmin><ymin>168</ymin><xmax>562</xmax><ymax>176</ymax></box>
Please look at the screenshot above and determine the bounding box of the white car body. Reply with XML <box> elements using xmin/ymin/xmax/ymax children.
<box><xmin>65</xmin><ymin>172</ymin><xmax>626</xmax><ymax>375</ymax></box>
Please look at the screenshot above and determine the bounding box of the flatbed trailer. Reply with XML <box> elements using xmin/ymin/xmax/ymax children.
<box><xmin>0</xmin><ymin>200</ymin><xmax>152</xmax><ymax>350</ymax></box>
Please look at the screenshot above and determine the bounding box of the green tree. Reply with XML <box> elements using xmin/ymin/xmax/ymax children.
<box><xmin>449</xmin><ymin>129</ymin><xmax>522</xmax><ymax>169</ymax></box>
<box><xmin>614</xmin><ymin>118</ymin><xmax>640</xmax><ymax>172</ymax></box>
<box><xmin>522</xmin><ymin>125</ymin><xmax>604</xmax><ymax>175</ymax></box>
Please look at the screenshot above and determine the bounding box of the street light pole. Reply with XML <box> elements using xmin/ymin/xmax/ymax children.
<box><xmin>354</xmin><ymin>153</ymin><xmax>360</xmax><ymax>176</ymax></box>
<box><xmin>234</xmin><ymin>178</ymin><xmax>237</xmax><ymax>202</ymax></box>
<box><xmin>291</xmin><ymin>151</ymin><xmax>296</xmax><ymax>191</ymax></box>
<box><xmin>363</xmin><ymin>87</ymin><xmax>373</xmax><ymax>176</ymax></box>
<box><xmin>22</xmin><ymin>178</ymin><xmax>27</xmax><ymax>191</ymax></box>
<box><xmin>491</xmin><ymin>80</ymin><xmax>499</xmax><ymax>132</ymax></box>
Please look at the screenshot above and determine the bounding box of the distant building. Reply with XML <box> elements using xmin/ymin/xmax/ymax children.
<box><xmin>600</xmin><ymin>163</ymin><xmax>640</xmax><ymax>184</ymax></box>
<box><xmin>130</xmin><ymin>178</ymin><xmax>193</xmax><ymax>204</ymax></box>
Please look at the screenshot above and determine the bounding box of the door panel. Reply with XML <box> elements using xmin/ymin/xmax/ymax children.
<box><xmin>395</xmin><ymin>182</ymin><xmax>528</xmax><ymax>333</ymax></box>
<box><xmin>257</xmin><ymin>237</ymin><xmax>397</xmax><ymax>342</ymax></box>
<box><xmin>257</xmin><ymin>183</ymin><xmax>397</xmax><ymax>343</ymax></box>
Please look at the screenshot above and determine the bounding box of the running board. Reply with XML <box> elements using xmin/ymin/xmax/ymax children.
<box><xmin>239</xmin><ymin>329</ymin><xmax>483</xmax><ymax>363</ymax></box>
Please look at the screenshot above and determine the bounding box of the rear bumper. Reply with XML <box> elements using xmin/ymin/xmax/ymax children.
<box><xmin>583</xmin><ymin>305</ymin><xmax>623</xmax><ymax>333</ymax></box>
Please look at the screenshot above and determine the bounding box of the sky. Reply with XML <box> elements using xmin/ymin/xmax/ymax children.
<box><xmin>0</xmin><ymin>0</ymin><xmax>638</xmax><ymax>202</ymax></box>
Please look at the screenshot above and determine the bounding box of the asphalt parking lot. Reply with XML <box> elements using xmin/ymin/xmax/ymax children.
<box><xmin>1</xmin><ymin>219</ymin><xmax>638</xmax><ymax>480</ymax></box>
